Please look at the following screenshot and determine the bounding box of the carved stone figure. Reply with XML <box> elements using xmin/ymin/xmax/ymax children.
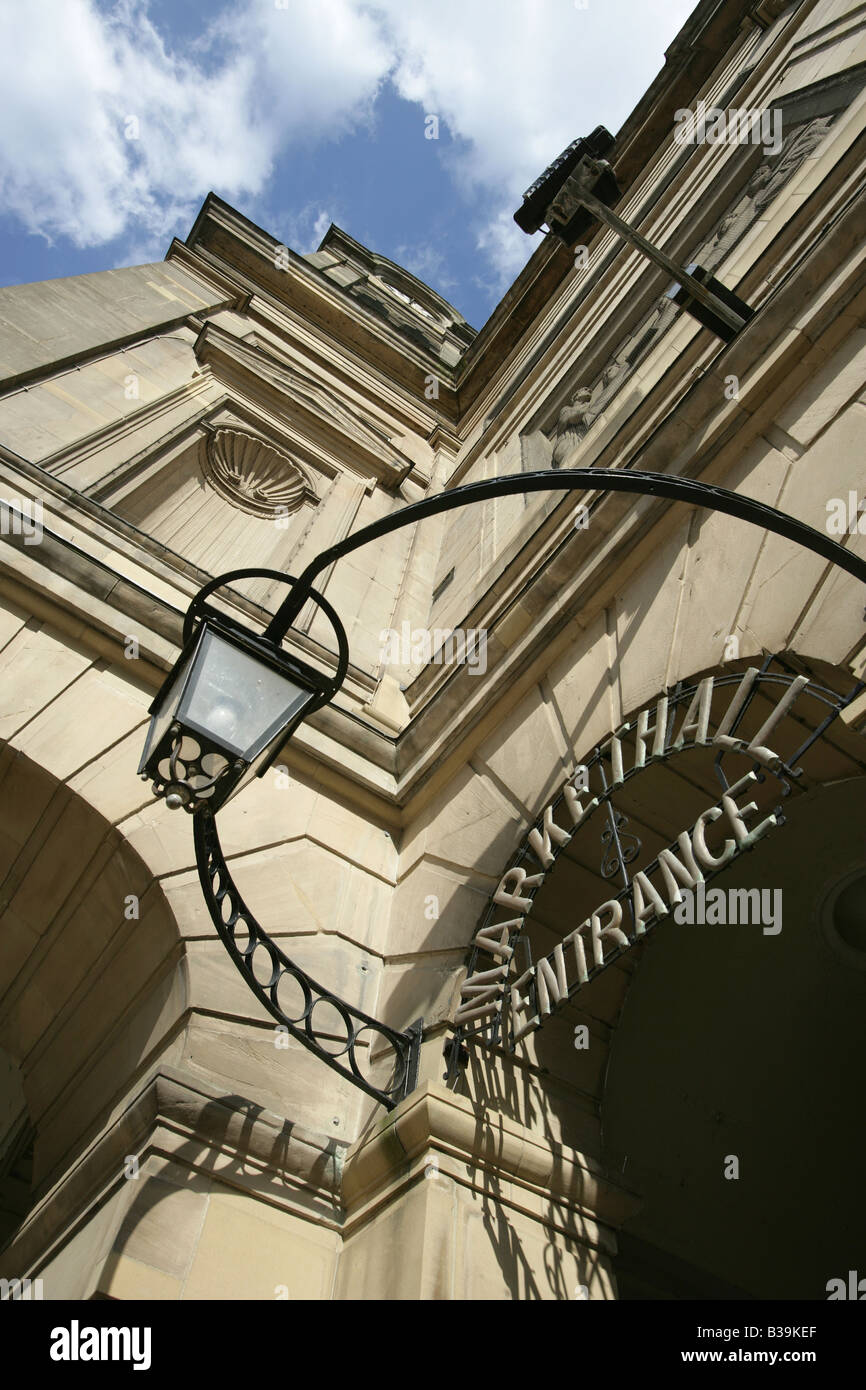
<box><xmin>697</xmin><ymin>115</ymin><xmax>835</xmax><ymax>271</ymax></box>
<box><xmin>541</xmin><ymin>114</ymin><xmax>839</xmax><ymax>474</ymax></box>
<box><xmin>552</xmin><ymin>387</ymin><xmax>595</xmax><ymax>468</ymax></box>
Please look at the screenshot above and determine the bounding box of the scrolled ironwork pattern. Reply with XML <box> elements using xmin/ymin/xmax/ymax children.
<box><xmin>150</xmin><ymin>726</ymin><xmax>237</xmax><ymax>812</ymax></box>
<box><xmin>193</xmin><ymin>807</ymin><xmax>421</xmax><ymax>1110</ymax></box>
<box><xmin>600</xmin><ymin>807</ymin><xmax>641</xmax><ymax>881</ymax></box>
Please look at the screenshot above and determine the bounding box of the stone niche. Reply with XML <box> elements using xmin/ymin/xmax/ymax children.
<box><xmin>199</xmin><ymin>427</ymin><xmax>317</xmax><ymax>519</ymax></box>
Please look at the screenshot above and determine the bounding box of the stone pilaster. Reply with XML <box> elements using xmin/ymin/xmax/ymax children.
<box><xmin>337</xmin><ymin>1081</ymin><xmax>640</xmax><ymax>1299</ymax></box>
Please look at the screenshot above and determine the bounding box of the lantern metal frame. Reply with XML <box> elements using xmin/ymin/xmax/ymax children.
<box><xmin>141</xmin><ymin>570</ymin><xmax>424</xmax><ymax>1109</ymax></box>
<box><xmin>138</xmin><ymin>570</ymin><xmax>348</xmax><ymax>815</ymax></box>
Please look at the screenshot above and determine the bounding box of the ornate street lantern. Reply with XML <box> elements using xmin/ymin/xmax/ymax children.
<box><xmin>138</xmin><ymin>570</ymin><xmax>347</xmax><ymax>815</ymax></box>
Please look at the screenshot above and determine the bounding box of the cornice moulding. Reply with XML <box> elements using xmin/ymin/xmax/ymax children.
<box><xmin>182</xmin><ymin>198</ymin><xmax>463</xmax><ymax>407</ymax></box>
<box><xmin>341</xmin><ymin>1081</ymin><xmax>641</xmax><ymax>1242</ymax></box>
<box><xmin>0</xmin><ymin>1066</ymin><xmax>347</xmax><ymax>1281</ymax></box>
<box><xmin>194</xmin><ymin>322</ymin><xmax>416</xmax><ymax>489</ymax></box>
<box><xmin>247</xmin><ymin>297</ymin><xmax>444</xmax><ymax>443</ymax></box>
<box><xmin>42</xmin><ymin>374</ymin><xmax>217</xmax><ymax>477</ymax></box>
<box><xmin>164</xmin><ymin>236</ymin><xmax>252</xmax><ymax>311</ymax></box>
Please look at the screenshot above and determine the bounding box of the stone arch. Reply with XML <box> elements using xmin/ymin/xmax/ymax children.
<box><xmin>448</xmin><ymin>648</ymin><xmax>866</xmax><ymax>1296</ymax></box>
<box><xmin>0</xmin><ymin>747</ymin><xmax>186</xmax><ymax>1260</ymax></box>
<box><xmin>0</xmin><ymin>611</ymin><xmax>391</xmax><ymax>1297</ymax></box>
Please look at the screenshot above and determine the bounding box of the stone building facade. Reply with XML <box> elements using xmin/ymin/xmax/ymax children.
<box><xmin>0</xmin><ymin>0</ymin><xmax>865</xmax><ymax>1299</ymax></box>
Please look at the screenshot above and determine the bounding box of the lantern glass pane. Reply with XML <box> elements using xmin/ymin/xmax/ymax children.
<box><xmin>137</xmin><ymin>647</ymin><xmax>197</xmax><ymax>774</ymax></box>
<box><xmin>177</xmin><ymin>627</ymin><xmax>314</xmax><ymax>759</ymax></box>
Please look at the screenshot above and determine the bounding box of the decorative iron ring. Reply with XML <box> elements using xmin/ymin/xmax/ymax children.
<box><xmin>193</xmin><ymin>806</ymin><xmax>422</xmax><ymax>1110</ymax></box>
<box><xmin>182</xmin><ymin>567</ymin><xmax>349</xmax><ymax>712</ymax></box>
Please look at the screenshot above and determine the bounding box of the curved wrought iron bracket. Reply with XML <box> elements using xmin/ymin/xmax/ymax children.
<box><xmin>179</xmin><ymin>469</ymin><xmax>866</xmax><ymax>1111</ymax></box>
<box><xmin>193</xmin><ymin>806</ymin><xmax>422</xmax><ymax>1111</ymax></box>
<box><xmin>264</xmin><ymin>466</ymin><xmax>866</xmax><ymax>639</ymax></box>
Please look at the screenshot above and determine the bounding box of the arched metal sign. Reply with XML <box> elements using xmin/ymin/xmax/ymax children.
<box><xmin>449</xmin><ymin>653</ymin><xmax>865</xmax><ymax>1072</ymax></box>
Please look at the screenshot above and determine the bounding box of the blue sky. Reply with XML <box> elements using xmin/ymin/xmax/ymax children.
<box><xmin>0</xmin><ymin>0</ymin><xmax>696</xmax><ymax>331</ymax></box>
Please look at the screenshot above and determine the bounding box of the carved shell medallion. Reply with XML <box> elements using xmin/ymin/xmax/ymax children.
<box><xmin>203</xmin><ymin>429</ymin><xmax>313</xmax><ymax>518</ymax></box>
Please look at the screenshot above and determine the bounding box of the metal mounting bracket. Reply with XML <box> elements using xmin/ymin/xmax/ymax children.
<box><xmin>550</xmin><ymin>157</ymin><xmax>754</xmax><ymax>341</ymax></box>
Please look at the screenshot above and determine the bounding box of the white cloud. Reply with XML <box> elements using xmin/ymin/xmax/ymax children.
<box><xmin>370</xmin><ymin>0</ymin><xmax>697</xmax><ymax>292</ymax></box>
<box><xmin>375</xmin><ymin>0</ymin><xmax>696</xmax><ymax>196</ymax></box>
<box><xmin>278</xmin><ymin>204</ymin><xmax>335</xmax><ymax>256</ymax></box>
<box><xmin>0</xmin><ymin>0</ymin><xmax>389</xmax><ymax>251</ymax></box>
<box><xmin>0</xmin><ymin>0</ymin><xmax>697</xmax><ymax>296</ymax></box>
<box><xmin>475</xmin><ymin>212</ymin><xmax>544</xmax><ymax>300</ymax></box>
<box><xmin>393</xmin><ymin>243</ymin><xmax>458</xmax><ymax>298</ymax></box>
